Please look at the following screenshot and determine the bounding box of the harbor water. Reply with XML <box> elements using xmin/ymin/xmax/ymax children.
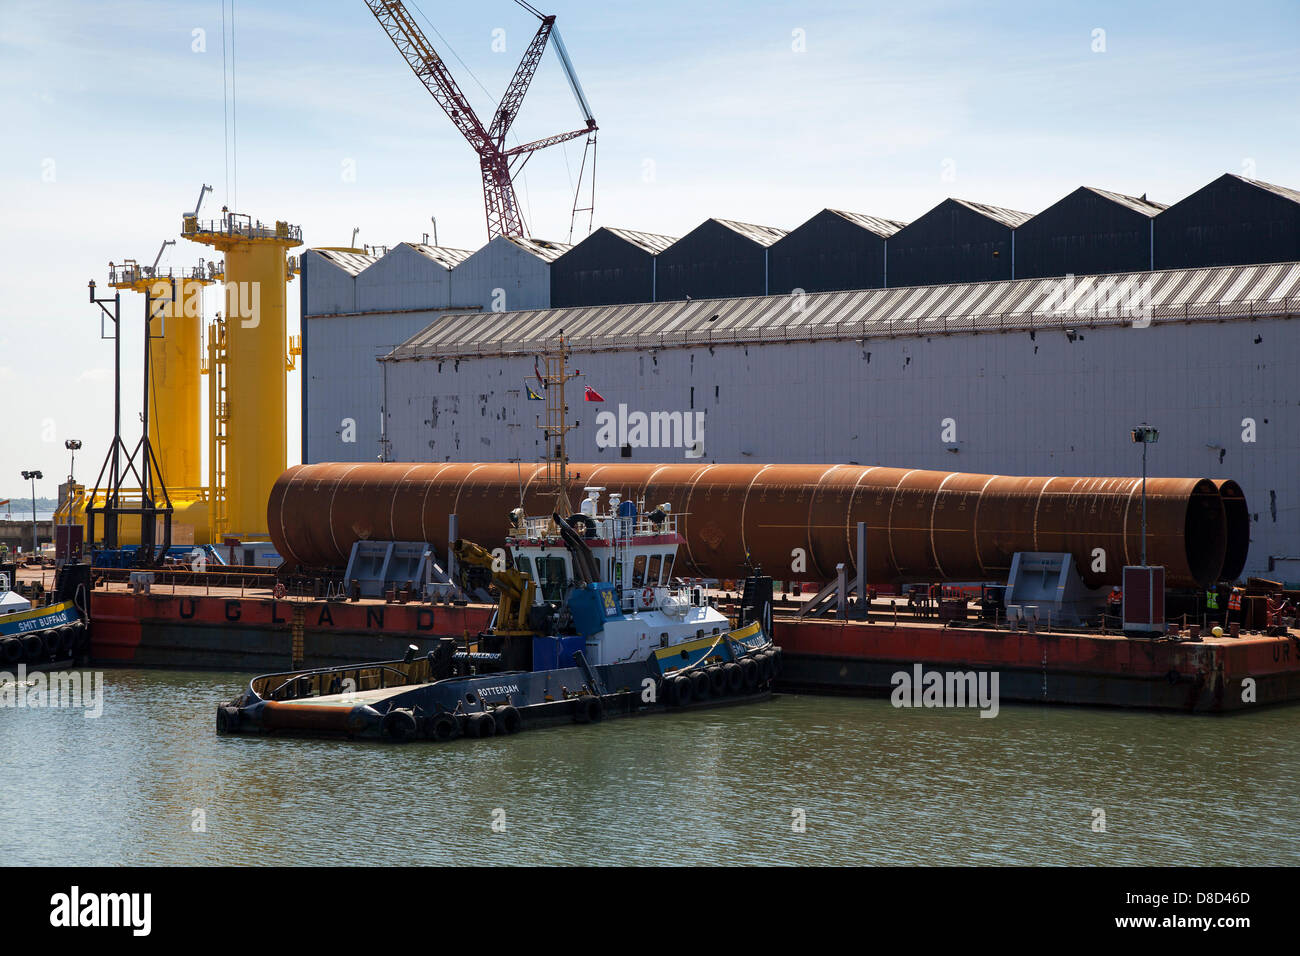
<box><xmin>1</xmin><ymin>668</ymin><xmax>1297</xmax><ymax>866</ymax></box>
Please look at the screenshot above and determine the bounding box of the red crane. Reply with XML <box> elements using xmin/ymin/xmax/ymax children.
<box><xmin>364</xmin><ymin>0</ymin><xmax>597</xmax><ymax>240</ymax></box>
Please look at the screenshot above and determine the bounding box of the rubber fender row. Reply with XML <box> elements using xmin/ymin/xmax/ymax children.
<box><xmin>663</xmin><ymin>646</ymin><xmax>783</xmax><ymax>707</ymax></box>
<box><xmin>381</xmin><ymin>705</ymin><xmax>526</xmax><ymax>743</ymax></box>
<box><xmin>0</xmin><ymin>621</ymin><xmax>89</xmax><ymax>667</ymax></box>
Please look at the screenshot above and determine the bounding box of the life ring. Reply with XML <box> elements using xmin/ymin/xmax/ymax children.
<box><xmin>494</xmin><ymin>705</ymin><xmax>522</xmax><ymax>735</ymax></box>
<box><xmin>640</xmin><ymin>587</ymin><xmax>655</xmax><ymax>609</ymax></box>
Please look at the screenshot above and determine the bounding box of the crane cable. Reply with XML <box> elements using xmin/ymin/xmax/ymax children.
<box><xmin>220</xmin><ymin>0</ymin><xmax>238</xmax><ymax>213</ymax></box>
<box><xmin>220</xmin><ymin>0</ymin><xmax>228</xmax><ymax>209</ymax></box>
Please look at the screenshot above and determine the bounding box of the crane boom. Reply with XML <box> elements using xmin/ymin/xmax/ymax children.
<box><xmin>489</xmin><ymin>16</ymin><xmax>555</xmax><ymax>146</ymax></box>
<box><xmin>363</xmin><ymin>0</ymin><xmax>598</xmax><ymax>240</ymax></box>
<box><xmin>364</xmin><ymin>0</ymin><xmax>491</xmax><ymax>151</ymax></box>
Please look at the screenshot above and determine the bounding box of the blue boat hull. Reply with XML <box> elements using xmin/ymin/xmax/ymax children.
<box><xmin>216</xmin><ymin>623</ymin><xmax>781</xmax><ymax>742</ymax></box>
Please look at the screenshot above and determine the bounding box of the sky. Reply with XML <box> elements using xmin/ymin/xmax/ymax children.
<box><xmin>1</xmin><ymin>0</ymin><xmax>1298</xmax><ymax>501</ymax></box>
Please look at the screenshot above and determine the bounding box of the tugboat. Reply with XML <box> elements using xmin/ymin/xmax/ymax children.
<box><xmin>215</xmin><ymin>491</ymin><xmax>779</xmax><ymax>742</ymax></box>
<box><xmin>0</xmin><ymin>570</ymin><xmax>91</xmax><ymax>671</ymax></box>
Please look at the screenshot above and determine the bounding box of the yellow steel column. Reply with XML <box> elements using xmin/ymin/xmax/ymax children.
<box><xmin>108</xmin><ymin>265</ymin><xmax>212</xmax><ymax>491</ymax></box>
<box><xmin>148</xmin><ymin>277</ymin><xmax>205</xmax><ymax>489</ymax></box>
<box><xmin>184</xmin><ymin>213</ymin><xmax>301</xmax><ymax>539</ymax></box>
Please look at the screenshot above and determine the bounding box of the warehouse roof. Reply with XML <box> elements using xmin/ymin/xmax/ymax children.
<box><xmin>408</xmin><ymin>243</ymin><xmax>474</xmax><ymax>269</ymax></box>
<box><xmin>385</xmin><ymin>260</ymin><xmax>1300</xmax><ymax>360</ymax></box>
<box><xmin>948</xmin><ymin>199</ymin><xmax>1033</xmax><ymax>228</ymax></box>
<box><xmin>708</xmin><ymin>219</ymin><xmax>788</xmax><ymax>246</ymax></box>
<box><xmin>823</xmin><ymin>209</ymin><xmax>908</xmax><ymax>237</ymax></box>
<box><xmin>309</xmin><ymin>248</ymin><xmax>376</xmax><ymax>276</ymax></box>
<box><xmin>601</xmin><ymin>227</ymin><xmax>678</xmax><ymax>254</ymax></box>
<box><xmin>501</xmin><ymin>236</ymin><xmax>572</xmax><ymax>262</ymax></box>
<box><xmin>1082</xmin><ymin>187</ymin><xmax>1168</xmax><ymax>216</ymax></box>
<box><xmin>1231</xmin><ymin>174</ymin><xmax>1300</xmax><ymax>205</ymax></box>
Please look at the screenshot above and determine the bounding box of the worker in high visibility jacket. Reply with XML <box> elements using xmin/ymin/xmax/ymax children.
<box><xmin>1108</xmin><ymin>586</ymin><xmax>1122</xmax><ymax>608</ymax></box>
<box><xmin>1228</xmin><ymin>588</ymin><xmax>1243</xmax><ymax>612</ymax></box>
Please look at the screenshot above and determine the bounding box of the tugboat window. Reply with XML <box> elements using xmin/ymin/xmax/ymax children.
<box><xmin>647</xmin><ymin>554</ymin><xmax>662</xmax><ymax>586</ymax></box>
<box><xmin>662</xmin><ymin>553</ymin><xmax>674</xmax><ymax>583</ymax></box>
<box><xmin>632</xmin><ymin>555</ymin><xmax>647</xmax><ymax>587</ymax></box>
<box><xmin>535</xmin><ymin>556</ymin><xmax>569</xmax><ymax>603</ymax></box>
<box><xmin>515</xmin><ymin>556</ymin><xmax>533</xmax><ymax>577</ymax></box>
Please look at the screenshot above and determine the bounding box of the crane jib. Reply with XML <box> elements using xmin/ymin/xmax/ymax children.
<box><xmin>364</xmin><ymin>0</ymin><xmax>598</xmax><ymax>241</ymax></box>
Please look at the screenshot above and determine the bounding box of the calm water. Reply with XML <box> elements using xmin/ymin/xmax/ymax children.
<box><xmin>1</xmin><ymin>668</ymin><xmax>1297</xmax><ymax>866</ymax></box>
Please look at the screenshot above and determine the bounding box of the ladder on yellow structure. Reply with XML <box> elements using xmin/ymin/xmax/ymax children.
<box><xmin>203</xmin><ymin>317</ymin><xmax>230</xmax><ymax>540</ymax></box>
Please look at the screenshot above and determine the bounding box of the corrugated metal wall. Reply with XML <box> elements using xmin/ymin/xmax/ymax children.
<box><xmin>303</xmin><ymin>310</ymin><xmax>449</xmax><ymax>463</ymax></box>
<box><xmin>1014</xmin><ymin>188</ymin><xmax>1159</xmax><ymax>279</ymax></box>
<box><xmin>551</xmin><ymin>228</ymin><xmax>657</xmax><ymax>307</ymax></box>
<box><xmin>656</xmin><ymin>221</ymin><xmax>781</xmax><ymax>300</ymax></box>
<box><xmin>301</xmin><ymin>250</ymin><xmax>363</xmax><ymax>315</ymax></box>
<box><xmin>381</xmin><ymin>317</ymin><xmax>1298</xmax><ymax>581</ymax></box>
<box><xmin>448</xmin><ymin>236</ymin><xmax>560</xmax><ymax>313</ymax></box>
<box><xmin>768</xmin><ymin>210</ymin><xmax>895</xmax><ymax>294</ymax></box>
<box><xmin>356</xmin><ymin>244</ymin><xmax>454</xmax><ymax>312</ymax></box>
<box><xmin>1156</xmin><ymin>174</ymin><xmax>1300</xmax><ymax>270</ymax></box>
<box><xmin>888</xmin><ymin>199</ymin><xmax>1028</xmax><ymax>287</ymax></box>
<box><xmin>302</xmin><ymin>238</ymin><xmax>562</xmax><ymax>464</ymax></box>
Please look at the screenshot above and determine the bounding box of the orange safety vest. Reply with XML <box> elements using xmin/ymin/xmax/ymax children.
<box><xmin>1228</xmin><ymin>589</ymin><xmax>1242</xmax><ymax>611</ymax></box>
<box><xmin>1108</xmin><ymin>589</ymin><xmax>1122</xmax><ymax>606</ymax></box>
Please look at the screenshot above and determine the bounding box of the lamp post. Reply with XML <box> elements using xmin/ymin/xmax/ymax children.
<box><xmin>20</xmin><ymin>469</ymin><xmax>43</xmax><ymax>558</ymax></box>
<box><xmin>64</xmin><ymin>440</ymin><xmax>81</xmax><ymax>528</ymax></box>
<box><xmin>1130</xmin><ymin>424</ymin><xmax>1159</xmax><ymax>566</ymax></box>
<box><xmin>65</xmin><ymin>439</ymin><xmax>81</xmax><ymax>485</ymax></box>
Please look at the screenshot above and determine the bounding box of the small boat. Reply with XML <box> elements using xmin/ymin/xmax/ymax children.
<box><xmin>215</xmin><ymin>488</ymin><xmax>780</xmax><ymax>742</ymax></box>
<box><xmin>0</xmin><ymin>572</ymin><xmax>90</xmax><ymax>671</ymax></box>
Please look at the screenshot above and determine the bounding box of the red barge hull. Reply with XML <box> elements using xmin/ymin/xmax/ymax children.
<box><xmin>772</xmin><ymin>618</ymin><xmax>1300</xmax><ymax>713</ymax></box>
<box><xmin>86</xmin><ymin>591</ymin><xmax>1300</xmax><ymax>712</ymax></box>
<box><xmin>89</xmin><ymin>590</ymin><xmax>492</xmax><ymax>671</ymax></box>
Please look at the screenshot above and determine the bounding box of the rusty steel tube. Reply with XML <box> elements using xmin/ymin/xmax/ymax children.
<box><xmin>268</xmin><ymin>462</ymin><xmax>1243</xmax><ymax>587</ymax></box>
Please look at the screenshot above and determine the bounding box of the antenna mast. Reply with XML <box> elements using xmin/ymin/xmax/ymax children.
<box><xmin>537</xmin><ymin>333</ymin><xmax>577</xmax><ymax>516</ymax></box>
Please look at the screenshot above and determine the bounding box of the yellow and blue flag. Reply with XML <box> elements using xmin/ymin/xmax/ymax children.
<box><xmin>525</xmin><ymin>384</ymin><xmax>544</xmax><ymax>401</ymax></box>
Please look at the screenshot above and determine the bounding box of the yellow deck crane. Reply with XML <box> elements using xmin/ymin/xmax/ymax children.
<box><xmin>452</xmin><ymin>538</ymin><xmax>537</xmax><ymax>636</ymax></box>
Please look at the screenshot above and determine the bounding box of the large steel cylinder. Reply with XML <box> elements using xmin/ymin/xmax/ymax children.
<box><xmin>268</xmin><ymin>462</ymin><xmax>1243</xmax><ymax>588</ymax></box>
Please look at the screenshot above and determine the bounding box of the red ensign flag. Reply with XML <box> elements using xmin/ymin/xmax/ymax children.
<box><xmin>584</xmin><ymin>386</ymin><xmax>605</xmax><ymax>402</ymax></box>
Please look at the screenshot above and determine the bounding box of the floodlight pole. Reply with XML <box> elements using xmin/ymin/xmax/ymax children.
<box><xmin>1141</xmin><ymin>439</ymin><xmax>1148</xmax><ymax>567</ymax></box>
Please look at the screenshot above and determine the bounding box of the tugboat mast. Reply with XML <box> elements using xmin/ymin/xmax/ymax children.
<box><xmin>538</xmin><ymin>332</ymin><xmax>578</xmax><ymax>518</ymax></box>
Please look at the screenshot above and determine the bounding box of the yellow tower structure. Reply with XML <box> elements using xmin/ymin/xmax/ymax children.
<box><xmin>92</xmin><ymin>256</ymin><xmax>220</xmax><ymax>546</ymax></box>
<box><xmin>106</xmin><ymin>257</ymin><xmax>218</xmax><ymax>491</ymax></box>
<box><xmin>183</xmin><ymin>210</ymin><xmax>301</xmax><ymax>539</ymax></box>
